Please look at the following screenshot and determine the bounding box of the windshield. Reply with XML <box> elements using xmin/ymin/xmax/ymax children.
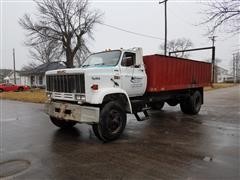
<box><xmin>81</xmin><ymin>50</ymin><xmax>121</xmax><ymax>67</ymax></box>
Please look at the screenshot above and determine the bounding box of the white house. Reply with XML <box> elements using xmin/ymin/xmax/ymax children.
<box><xmin>215</xmin><ymin>66</ymin><xmax>231</xmax><ymax>83</ymax></box>
<box><xmin>21</xmin><ymin>61</ymin><xmax>65</xmax><ymax>88</ymax></box>
<box><xmin>3</xmin><ymin>71</ymin><xmax>29</xmax><ymax>85</ymax></box>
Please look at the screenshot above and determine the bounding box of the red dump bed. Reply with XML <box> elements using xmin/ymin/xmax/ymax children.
<box><xmin>143</xmin><ymin>55</ymin><xmax>212</xmax><ymax>93</ymax></box>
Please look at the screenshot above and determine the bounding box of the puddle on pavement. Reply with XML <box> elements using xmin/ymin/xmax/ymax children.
<box><xmin>0</xmin><ymin>159</ymin><xmax>30</xmax><ymax>178</ymax></box>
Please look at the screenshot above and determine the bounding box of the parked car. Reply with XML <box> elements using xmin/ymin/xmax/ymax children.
<box><xmin>0</xmin><ymin>83</ymin><xmax>30</xmax><ymax>92</ymax></box>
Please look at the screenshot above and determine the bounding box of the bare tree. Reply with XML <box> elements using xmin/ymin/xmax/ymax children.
<box><xmin>201</xmin><ymin>0</ymin><xmax>240</xmax><ymax>35</ymax></box>
<box><xmin>160</xmin><ymin>38</ymin><xmax>193</xmax><ymax>58</ymax></box>
<box><xmin>29</xmin><ymin>37</ymin><xmax>62</xmax><ymax>64</ymax></box>
<box><xmin>75</xmin><ymin>41</ymin><xmax>90</xmax><ymax>67</ymax></box>
<box><xmin>21</xmin><ymin>61</ymin><xmax>38</xmax><ymax>71</ymax></box>
<box><xmin>19</xmin><ymin>0</ymin><xmax>102</xmax><ymax>68</ymax></box>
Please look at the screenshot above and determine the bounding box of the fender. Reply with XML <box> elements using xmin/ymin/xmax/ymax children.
<box><xmin>89</xmin><ymin>87</ymin><xmax>132</xmax><ymax>113</ymax></box>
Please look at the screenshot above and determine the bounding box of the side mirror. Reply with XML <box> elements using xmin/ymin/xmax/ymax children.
<box><xmin>122</xmin><ymin>57</ymin><xmax>134</xmax><ymax>67</ymax></box>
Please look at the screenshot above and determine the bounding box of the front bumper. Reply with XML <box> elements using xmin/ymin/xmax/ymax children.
<box><xmin>45</xmin><ymin>101</ymin><xmax>100</xmax><ymax>124</ymax></box>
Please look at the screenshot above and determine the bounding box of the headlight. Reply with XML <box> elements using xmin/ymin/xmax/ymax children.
<box><xmin>75</xmin><ymin>94</ymin><xmax>86</xmax><ymax>101</ymax></box>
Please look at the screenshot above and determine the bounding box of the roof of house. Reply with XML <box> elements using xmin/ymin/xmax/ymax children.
<box><xmin>5</xmin><ymin>70</ymin><xmax>25</xmax><ymax>78</ymax></box>
<box><xmin>21</xmin><ymin>61</ymin><xmax>66</xmax><ymax>75</ymax></box>
<box><xmin>215</xmin><ymin>65</ymin><xmax>228</xmax><ymax>72</ymax></box>
<box><xmin>0</xmin><ymin>69</ymin><xmax>13</xmax><ymax>77</ymax></box>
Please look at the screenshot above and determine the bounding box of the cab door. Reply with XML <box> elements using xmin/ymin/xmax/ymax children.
<box><xmin>120</xmin><ymin>52</ymin><xmax>146</xmax><ymax>97</ymax></box>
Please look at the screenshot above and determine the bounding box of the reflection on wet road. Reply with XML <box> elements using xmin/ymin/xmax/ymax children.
<box><xmin>0</xmin><ymin>86</ymin><xmax>239</xmax><ymax>179</ymax></box>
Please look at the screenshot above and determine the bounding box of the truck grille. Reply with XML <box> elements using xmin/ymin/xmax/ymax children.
<box><xmin>46</xmin><ymin>74</ymin><xmax>85</xmax><ymax>93</ymax></box>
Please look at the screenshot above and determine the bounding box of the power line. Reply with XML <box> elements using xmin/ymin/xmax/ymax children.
<box><xmin>100</xmin><ymin>23</ymin><xmax>164</xmax><ymax>40</ymax></box>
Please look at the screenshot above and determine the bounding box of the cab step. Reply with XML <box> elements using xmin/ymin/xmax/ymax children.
<box><xmin>134</xmin><ymin>110</ymin><xmax>150</xmax><ymax>121</ymax></box>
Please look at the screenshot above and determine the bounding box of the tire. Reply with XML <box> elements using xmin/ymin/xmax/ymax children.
<box><xmin>50</xmin><ymin>116</ymin><xmax>77</xmax><ymax>129</ymax></box>
<box><xmin>92</xmin><ymin>101</ymin><xmax>127</xmax><ymax>142</ymax></box>
<box><xmin>150</xmin><ymin>101</ymin><xmax>165</xmax><ymax>110</ymax></box>
<box><xmin>0</xmin><ymin>89</ymin><xmax>3</xmax><ymax>93</ymax></box>
<box><xmin>180</xmin><ymin>91</ymin><xmax>202</xmax><ymax>115</ymax></box>
<box><xmin>18</xmin><ymin>87</ymin><xmax>24</xmax><ymax>91</ymax></box>
<box><xmin>166</xmin><ymin>99</ymin><xmax>178</xmax><ymax>106</ymax></box>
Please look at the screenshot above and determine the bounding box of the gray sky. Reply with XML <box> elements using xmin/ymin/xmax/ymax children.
<box><xmin>1</xmin><ymin>0</ymin><xmax>239</xmax><ymax>70</ymax></box>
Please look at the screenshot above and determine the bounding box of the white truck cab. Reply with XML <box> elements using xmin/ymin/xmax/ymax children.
<box><xmin>45</xmin><ymin>48</ymin><xmax>147</xmax><ymax>141</ymax></box>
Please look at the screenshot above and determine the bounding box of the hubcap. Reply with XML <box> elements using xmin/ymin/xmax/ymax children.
<box><xmin>195</xmin><ymin>95</ymin><xmax>201</xmax><ymax>110</ymax></box>
<box><xmin>108</xmin><ymin>109</ymin><xmax>122</xmax><ymax>134</ymax></box>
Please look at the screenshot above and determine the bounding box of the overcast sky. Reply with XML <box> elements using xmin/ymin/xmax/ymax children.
<box><xmin>1</xmin><ymin>0</ymin><xmax>239</xmax><ymax>70</ymax></box>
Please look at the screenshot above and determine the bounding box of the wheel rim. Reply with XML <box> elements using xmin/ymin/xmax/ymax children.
<box><xmin>195</xmin><ymin>95</ymin><xmax>201</xmax><ymax>111</ymax></box>
<box><xmin>107</xmin><ymin>109</ymin><xmax>122</xmax><ymax>134</ymax></box>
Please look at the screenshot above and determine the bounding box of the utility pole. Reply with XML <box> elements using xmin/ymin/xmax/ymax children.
<box><xmin>232</xmin><ymin>52</ymin><xmax>239</xmax><ymax>84</ymax></box>
<box><xmin>209</xmin><ymin>36</ymin><xmax>217</xmax><ymax>83</ymax></box>
<box><xmin>159</xmin><ymin>0</ymin><xmax>168</xmax><ymax>55</ymax></box>
<box><xmin>236</xmin><ymin>52</ymin><xmax>240</xmax><ymax>83</ymax></box>
<box><xmin>12</xmin><ymin>48</ymin><xmax>16</xmax><ymax>84</ymax></box>
<box><xmin>209</xmin><ymin>36</ymin><xmax>217</xmax><ymax>47</ymax></box>
<box><xmin>233</xmin><ymin>53</ymin><xmax>237</xmax><ymax>83</ymax></box>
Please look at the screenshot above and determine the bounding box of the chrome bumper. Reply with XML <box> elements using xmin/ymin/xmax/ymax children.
<box><xmin>45</xmin><ymin>101</ymin><xmax>100</xmax><ymax>124</ymax></box>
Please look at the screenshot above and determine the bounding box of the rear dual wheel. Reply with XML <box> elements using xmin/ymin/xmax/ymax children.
<box><xmin>150</xmin><ymin>101</ymin><xmax>165</xmax><ymax>110</ymax></box>
<box><xmin>180</xmin><ymin>91</ymin><xmax>202</xmax><ymax>115</ymax></box>
<box><xmin>92</xmin><ymin>101</ymin><xmax>126</xmax><ymax>142</ymax></box>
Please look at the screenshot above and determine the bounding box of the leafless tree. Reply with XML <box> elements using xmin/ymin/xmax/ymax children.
<box><xmin>160</xmin><ymin>38</ymin><xmax>193</xmax><ymax>58</ymax></box>
<box><xmin>21</xmin><ymin>61</ymin><xmax>38</xmax><ymax>71</ymax></box>
<box><xmin>19</xmin><ymin>0</ymin><xmax>102</xmax><ymax>68</ymax></box>
<box><xmin>201</xmin><ymin>0</ymin><xmax>240</xmax><ymax>35</ymax></box>
<box><xmin>29</xmin><ymin>37</ymin><xmax>61</xmax><ymax>64</ymax></box>
<box><xmin>75</xmin><ymin>41</ymin><xmax>90</xmax><ymax>67</ymax></box>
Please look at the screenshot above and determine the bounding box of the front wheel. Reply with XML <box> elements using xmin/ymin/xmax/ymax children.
<box><xmin>92</xmin><ymin>101</ymin><xmax>126</xmax><ymax>142</ymax></box>
<box><xmin>50</xmin><ymin>116</ymin><xmax>77</xmax><ymax>129</ymax></box>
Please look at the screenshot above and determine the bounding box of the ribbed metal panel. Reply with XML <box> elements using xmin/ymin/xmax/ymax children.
<box><xmin>46</xmin><ymin>74</ymin><xmax>85</xmax><ymax>93</ymax></box>
<box><xmin>143</xmin><ymin>55</ymin><xmax>212</xmax><ymax>92</ymax></box>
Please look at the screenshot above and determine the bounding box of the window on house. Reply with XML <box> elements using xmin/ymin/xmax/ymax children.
<box><xmin>31</xmin><ymin>76</ymin><xmax>35</xmax><ymax>86</ymax></box>
<box><xmin>39</xmin><ymin>76</ymin><xmax>43</xmax><ymax>85</ymax></box>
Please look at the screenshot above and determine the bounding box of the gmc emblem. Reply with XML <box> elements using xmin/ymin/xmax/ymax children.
<box><xmin>57</xmin><ymin>70</ymin><xmax>66</xmax><ymax>74</ymax></box>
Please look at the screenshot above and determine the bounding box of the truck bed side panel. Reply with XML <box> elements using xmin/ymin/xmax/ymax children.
<box><xmin>143</xmin><ymin>55</ymin><xmax>212</xmax><ymax>93</ymax></box>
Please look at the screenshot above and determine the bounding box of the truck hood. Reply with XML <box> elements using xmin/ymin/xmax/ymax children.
<box><xmin>46</xmin><ymin>68</ymin><xmax>86</xmax><ymax>75</ymax></box>
<box><xmin>45</xmin><ymin>66</ymin><xmax>117</xmax><ymax>75</ymax></box>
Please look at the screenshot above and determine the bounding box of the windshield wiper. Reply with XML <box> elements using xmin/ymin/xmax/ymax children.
<box><xmin>81</xmin><ymin>64</ymin><xmax>90</xmax><ymax>67</ymax></box>
<box><xmin>93</xmin><ymin>63</ymin><xmax>105</xmax><ymax>66</ymax></box>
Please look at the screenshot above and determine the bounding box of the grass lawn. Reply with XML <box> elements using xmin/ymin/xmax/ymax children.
<box><xmin>0</xmin><ymin>83</ymin><xmax>236</xmax><ymax>104</ymax></box>
<box><xmin>204</xmin><ymin>83</ymin><xmax>235</xmax><ymax>91</ymax></box>
<box><xmin>0</xmin><ymin>89</ymin><xmax>47</xmax><ymax>103</ymax></box>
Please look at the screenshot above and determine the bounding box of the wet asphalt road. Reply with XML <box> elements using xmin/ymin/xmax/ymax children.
<box><xmin>0</xmin><ymin>86</ymin><xmax>239</xmax><ymax>180</ymax></box>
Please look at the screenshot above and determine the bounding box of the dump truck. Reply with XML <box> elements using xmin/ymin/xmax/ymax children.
<box><xmin>45</xmin><ymin>47</ymin><xmax>212</xmax><ymax>142</ymax></box>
